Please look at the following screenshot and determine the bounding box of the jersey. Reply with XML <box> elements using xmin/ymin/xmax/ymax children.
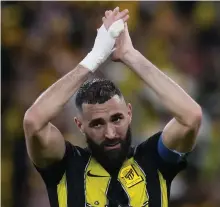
<box><xmin>35</xmin><ymin>131</ymin><xmax>187</xmax><ymax>207</ymax></box>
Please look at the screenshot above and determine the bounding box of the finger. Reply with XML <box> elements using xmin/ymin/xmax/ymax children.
<box><xmin>105</xmin><ymin>10</ymin><xmax>112</xmax><ymax>18</ymax></box>
<box><xmin>105</xmin><ymin>10</ymin><xmax>109</xmax><ymax>17</ymax></box>
<box><xmin>116</xmin><ymin>9</ymin><xmax>129</xmax><ymax>20</ymax></box>
<box><xmin>113</xmin><ymin>7</ymin><xmax>119</xmax><ymax>15</ymax></box>
<box><xmin>108</xmin><ymin>10</ymin><xmax>113</xmax><ymax>16</ymax></box>
<box><xmin>124</xmin><ymin>22</ymin><xmax>129</xmax><ymax>33</ymax></box>
<box><xmin>122</xmin><ymin>14</ymin><xmax>129</xmax><ymax>22</ymax></box>
<box><xmin>124</xmin><ymin>22</ymin><xmax>131</xmax><ymax>37</ymax></box>
<box><xmin>124</xmin><ymin>22</ymin><xmax>128</xmax><ymax>30</ymax></box>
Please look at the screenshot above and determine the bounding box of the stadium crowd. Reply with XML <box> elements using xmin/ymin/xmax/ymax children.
<box><xmin>2</xmin><ymin>1</ymin><xmax>220</xmax><ymax>207</ymax></box>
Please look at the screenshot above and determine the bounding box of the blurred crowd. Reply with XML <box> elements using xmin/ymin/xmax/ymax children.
<box><xmin>1</xmin><ymin>1</ymin><xmax>220</xmax><ymax>207</ymax></box>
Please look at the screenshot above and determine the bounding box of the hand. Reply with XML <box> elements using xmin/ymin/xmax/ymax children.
<box><xmin>102</xmin><ymin>7</ymin><xmax>129</xmax><ymax>31</ymax></box>
<box><xmin>111</xmin><ymin>23</ymin><xmax>134</xmax><ymax>62</ymax></box>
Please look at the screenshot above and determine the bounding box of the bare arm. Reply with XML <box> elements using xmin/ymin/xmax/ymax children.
<box><xmin>24</xmin><ymin>7</ymin><xmax>129</xmax><ymax>168</ymax></box>
<box><xmin>23</xmin><ymin>65</ymin><xmax>90</xmax><ymax>168</ymax></box>
<box><xmin>122</xmin><ymin>49</ymin><xmax>202</xmax><ymax>152</ymax></box>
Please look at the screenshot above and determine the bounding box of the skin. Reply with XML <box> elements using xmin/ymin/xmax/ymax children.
<box><xmin>24</xmin><ymin>6</ymin><xmax>202</xmax><ymax>173</ymax></box>
<box><xmin>23</xmin><ymin>7</ymin><xmax>130</xmax><ymax>168</ymax></box>
<box><xmin>74</xmin><ymin>95</ymin><xmax>132</xmax><ymax>150</ymax></box>
<box><xmin>109</xmin><ymin>11</ymin><xmax>202</xmax><ymax>153</ymax></box>
<box><xmin>74</xmin><ymin>95</ymin><xmax>133</xmax><ymax>172</ymax></box>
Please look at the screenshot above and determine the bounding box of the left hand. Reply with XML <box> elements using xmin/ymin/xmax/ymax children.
<box><xmin>102</xmin><ymin>7</ymin><xmax>129</xmax><ymax>31</ymax></box>
<box><xmin>103</xmin><ymin>10</ymin><xmax>134</xmax><ymax>62</ymax></box>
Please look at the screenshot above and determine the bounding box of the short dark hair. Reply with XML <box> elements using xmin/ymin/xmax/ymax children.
<box><xmin>75</xmin><ymin>78</ymin><xmax>123</xmax><ymax>111</ymax></box>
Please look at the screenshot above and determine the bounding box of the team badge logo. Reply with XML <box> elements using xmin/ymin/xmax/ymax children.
<box><xmin>120</xmin><ymin>165</ymin><xmax>143</xmax><ymax>188</ymax></box>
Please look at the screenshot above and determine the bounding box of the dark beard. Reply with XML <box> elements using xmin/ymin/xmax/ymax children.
<box><xmin>86</xmin><ymin>126</ymin><xmax>132</xmax><ymax>174</ymax></box>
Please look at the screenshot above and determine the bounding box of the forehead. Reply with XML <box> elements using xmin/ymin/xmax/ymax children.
<box><xmin>81</xmin><ymin>95</ymin><xmax>126</xmax><ymax>120</ymax></box>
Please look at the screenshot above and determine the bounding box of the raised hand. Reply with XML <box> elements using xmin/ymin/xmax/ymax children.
<box><xmin>102</xmin><ymin>7</ymin><xmax>129</xmax><ymax>30</ymax></box>
<box><xmin>111</xmin><ymin>22</ymin><xmax>134</xmax><ymax>62</ymax></box>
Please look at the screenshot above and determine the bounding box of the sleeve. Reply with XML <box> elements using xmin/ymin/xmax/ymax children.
<box><xmin>135</xmin><ymin>131</ymin><xmax>188</xmax><ymax>182</ymax></box>
<box><xmin>34</xmin><ymin>141</ymin><xmax>73</xmax><ymax>187</ymax></box>
<box><xmin>158</xmin><ymin>134</ymin><xmax>190</xmax><ymax>164</ymax></box>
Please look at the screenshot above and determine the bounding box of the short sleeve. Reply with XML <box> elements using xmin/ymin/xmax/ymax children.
<box><xmin>34</xmin><ymin>141</ymin><xmax>73</xmax><ymax>186</ymax></box>
<box><xmin>134</xmin><ymin>132</ymin><xmax>187</xmax><ymax>182</ymax></box>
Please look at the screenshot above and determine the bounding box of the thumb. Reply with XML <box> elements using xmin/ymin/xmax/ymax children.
<box><xmin>124</xmin><ymin>23</ymin><xmax>128</xmax><ymax>31</ymax></box>
<box><xmin>124</xmin><ymin>22</ymin><xmax>132</xmax><ymax>42</ymax></box>
<box><xmin>124</xmin><ymin>23</ymin><xmax>129</xmax><ymax>35</ymax></box>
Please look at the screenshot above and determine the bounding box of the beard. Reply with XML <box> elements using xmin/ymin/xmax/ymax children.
<box><xmin>86</xmin><ymin>126</ymin><xmax>132</xmax><ymax>174</ymax></box>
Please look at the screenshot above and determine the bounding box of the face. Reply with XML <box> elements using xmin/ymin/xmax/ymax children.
<box><xmin>75</xmin><ymin>95</ymin><xmax>132</xmax><ymax>171</ymax></box>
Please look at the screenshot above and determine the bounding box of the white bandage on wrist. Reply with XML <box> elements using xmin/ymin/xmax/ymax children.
<box><xmin>80</xmin><ymin>19</ymin><xmax>124</xmax><ymax>72</ymax></box>
<box><xmin>108</xmin><ymin>19</ymin><xmax>125</xmax><ymax>38</ymax></box>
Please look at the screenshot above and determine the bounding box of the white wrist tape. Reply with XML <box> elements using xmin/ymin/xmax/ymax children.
<box><xmin>80</xmin><ymin>19</ymin><xmax>124</xmax><ymax>72</ymax></box>
<box><xmin>108</xmin><ymin>19</ymin><xmax>125</xmax><ymax>38</ymax></box>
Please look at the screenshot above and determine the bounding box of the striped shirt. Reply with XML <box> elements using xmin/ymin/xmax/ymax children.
<box><xmin>35</xmin><ymin>131</ymin><xmax>187</xmax><ymax>207</ymax></box>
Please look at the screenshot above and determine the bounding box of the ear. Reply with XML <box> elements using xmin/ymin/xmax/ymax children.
<box><xmin>74</xmin><ymin>117</ymin><xmax>85</xmax><ymax>134</ymax></box>
<box><xmin>127</xmin><ymin>103</ymin><xmax>132</xmax><ymax>123</ymax></box>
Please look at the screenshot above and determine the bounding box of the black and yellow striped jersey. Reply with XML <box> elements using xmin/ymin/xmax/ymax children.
<box><xmin>35</xmin><ymin>131</ymin><xmax>187</xmax><ymax>207</ymax></box>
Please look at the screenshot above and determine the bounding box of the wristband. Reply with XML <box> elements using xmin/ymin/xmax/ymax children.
<box><xmin>80</xmin><ymin>19</ymin><xmax>124</xmax><ymax>72</ymax></box>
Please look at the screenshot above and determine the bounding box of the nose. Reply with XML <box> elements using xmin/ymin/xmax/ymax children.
<box><xmin>104</xmin><ymin>124</ymin><xmax>116</xmax><ymax>139</ymax></box>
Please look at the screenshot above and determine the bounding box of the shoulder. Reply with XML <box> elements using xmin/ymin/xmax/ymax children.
<box><xmin>134</xmin><ymin>131</ymin><xmax>162</xmax><ymax>157</ymax></box>
<box><xmin>66</xmin><ymin>141</ymin><xmax>90</xmax><ymax>157</ymax></box>
<box><xmin>133</xmin><ymin>131</ymin><xmax>188</xmax><ymax>181</ymax></box>
<box><xmin>134</xmin><ymin>132</ymin><xmax>189</xmax><ymax>164</ymax></box>
<box><xmin>35</xmin><ymin>141</ymin><xmax>90</xmax><ymax>186</ymax></box>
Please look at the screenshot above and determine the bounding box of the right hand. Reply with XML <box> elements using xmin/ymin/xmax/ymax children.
<box><xmin>111</xmin><ymin>23</ymin><xmax>134</xmax><ymax>62</ymax></box>
<box><xmin>102</xmin><ymin>7</ymin><xmax>129</xmax><ymax>30</ymax></box>
<box><xmin>80</xmin><ymin>7</ymin><xmax>129</xmax><ymax>72</ymax></box>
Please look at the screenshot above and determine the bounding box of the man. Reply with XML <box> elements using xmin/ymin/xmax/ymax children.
<box><xmin>23</xmin><ymin>7</ymin><xmax>202</xmax><ymax>207</ymax></box>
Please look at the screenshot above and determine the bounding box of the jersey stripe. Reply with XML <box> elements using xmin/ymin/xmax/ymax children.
<box><xmin>117</xmin><ymin>178</ymin><xmax>131</xmax><ymax>205</ymax></box>
<box><xmin>85</xmin><ymin>157</ymin><xmax>111</xmax><ymax>206</ymax></box>
<box><xmin>47</xmin><ymin>186</ymin><xmax>59</xmax><ymax>207</ymax></box>
<box><xmin>118</xmin><ymin>158</ymin><xmax>149</xmax><ymax>206</ymax></box>
<box><xmin>137</xmin><ymin>158</ymin><xmax>161</xmax><ymax>206</ymax></box>
<box><xmin>84</xmin><ymin>155</ymin><xmax>92</xmax><ymax>207</ymax></box>
<box><xmin>66</xmin><ymin>147</ymin><xmax>90</xmax><ymax>207</ymax></box>
<box><xmin>105</xmin><ymin>177</ymin><xmax>111</xmax><ymax>206</ymax></box>
<box><xmin>57</xmin><ymin>173</ymin><xmax>67</xmax><ymax>207</ymax></box>
<box><xmin>158</xmin><ymin>171</ymin><xmax>168</xmax><ymax>207</ymax></box>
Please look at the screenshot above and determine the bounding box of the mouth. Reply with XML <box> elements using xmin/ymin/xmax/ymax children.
<box><xmin>104</xmin><ymin>142</ymin><xmax>121</xmax><ymax>150</ymax></box>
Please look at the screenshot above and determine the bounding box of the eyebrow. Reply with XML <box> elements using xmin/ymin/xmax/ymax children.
<box><xmin>110</xmin><ymin>113</ymin><xmax>124</xmax><ymax>119</ymax></box>
<box><xmin>88</xmin><ymin>118</ymin><xmax>105</xmax><ymax>127</ymax></box>
<box><xmin>88</xmin><ymin>113</ymin><xmax>124</xmax><ymax>126</ymax></box>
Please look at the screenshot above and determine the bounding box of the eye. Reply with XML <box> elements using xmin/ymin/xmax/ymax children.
<box><xmin>89</xmin><ymin>119</ymin><xmax>105</xmax><ymax>128</ymax></box>
<box><xmin>91</xmin><ymin>122</ymin><xmax>104</xmax><ymax>129</ymax></box>
<box><xmin>93</xmin><ymin>123</ymin><xmax>102</xmax><ymax>128</ymax></box>
<box><xmin>112</xmin><ymin>116</ymin><xmax>122</xmax><ymax>123</ymax></box>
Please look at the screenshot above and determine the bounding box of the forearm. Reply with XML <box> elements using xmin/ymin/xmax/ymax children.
<box><xmin>26</xmin><ymin>65</ymin><xmax>89</xmax><ymax>130</ymax></box>
<box><xmin>25</xmin><ymin>18</ymin><xmax>127</xmax><ymax>131</ymax></box>
<box><xmin>122</xmin><ymin>49</ymin><xmax>201</xmax><ymax>126</ymax></box>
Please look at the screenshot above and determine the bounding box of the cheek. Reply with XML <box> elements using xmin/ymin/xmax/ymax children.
<box><xmin>115</xmin><ymin>125</ymin><xmax>128</xmax><ymax>139</ymax></box>
<box><xmin>87</xmin><ymin>129</ymin><xmax>105</xmax><ymax>144</ymax></box>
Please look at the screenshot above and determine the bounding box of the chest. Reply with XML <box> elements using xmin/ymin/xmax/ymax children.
<box><xmin>85</xmin><ymin>157</ymin><xmax>149</xmax><ymax>207</ymax></box>
<box><xmin>57</xmin><ymin>156</ymin><xmax>168</xmax><ymax>207</ymax></box>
